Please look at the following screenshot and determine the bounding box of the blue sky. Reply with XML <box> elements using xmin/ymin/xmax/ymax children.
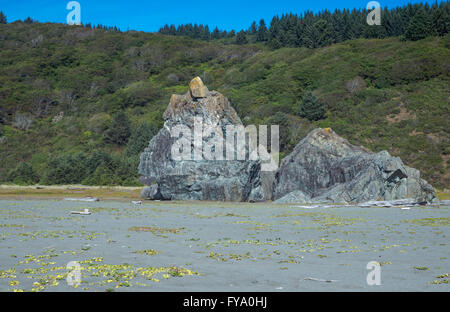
<box><xmin>0</xmin><ymin>0</ymin><xmax>444</xmax><ymax>32</ymax></box>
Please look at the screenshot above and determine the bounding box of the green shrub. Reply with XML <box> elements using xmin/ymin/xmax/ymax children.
<box><xmin>81</xmin><ymin>154</ymin><xmax>139</xmax><ymax>186</ymax></box>
<box><xmin>125</xmin><ymin>122</ymin><xmax>159</xmax><ymax>156</ymax></box>
<box><xmin>104</xmin><ymin>112</ymin><xmax>131</xmax><ymax>145</ymax></box>
<box><xmin>42</xmin><ymin>153</ymin><xmax>91</xmax><ymax>185</ymax></box>
<box><xmin>236</xmin><ymin>31</ymin><xmax>249</xmax><ymax>45</ymax></box>
<box><xmin>296</xmin><ymin>91</ymin><xmax>326</xmax><ymax>121</ymax></box>
<box><xmin>8</xmin><ymin>162</ymin><xmax>39</xmax><ymax>185</ymax></box>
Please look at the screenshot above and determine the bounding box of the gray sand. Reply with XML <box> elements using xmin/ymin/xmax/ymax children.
<box><xmin>0</xmin><ymin>199</ymin><xmax>448</xmax><ymax>292</ymax></box>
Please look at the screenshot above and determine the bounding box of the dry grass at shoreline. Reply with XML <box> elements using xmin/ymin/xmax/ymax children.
<box><xmin>436</xmin><ymin>190</ymin><xmax>450</xmax><ymax>200</ymax></box>
<box><xmin>0</xmin><ymin>184</ymin><xmax>142</xmax><ymax>201</ymax></box>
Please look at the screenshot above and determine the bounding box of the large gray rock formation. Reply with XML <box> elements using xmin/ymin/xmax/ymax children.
<box><xmin>138</xmin><ymin>77</ymin><xmax>268</xmax><ymax>201</ymax></box>
<box><xmin>273</xmin><ymin>128</ymin><xmax>436</xmax><ymax>204</ymax></box>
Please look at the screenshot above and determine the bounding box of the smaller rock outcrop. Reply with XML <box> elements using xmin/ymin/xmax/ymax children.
<box><xmin>273</xmin><ymin>128</ymin><xmax>436</xmax><ymax>204</ymax></box>
<box><xmin>189</xmin><ymin>76</ymin><xmax>209</xmax><ymax>98</ymax></box>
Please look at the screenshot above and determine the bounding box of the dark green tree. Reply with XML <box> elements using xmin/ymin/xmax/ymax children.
<box><xmin>125</xmin><ymin>123</ymin><xmax>159</xmax><ymax>156</ymax></box>
<box><xmin>268</xmin><ymin>38</ymin><xmax>282</xmax><ymax>49</ymax></box>
<box><xmin>404</xmin><ymin>7</ymin><xmax>432</xmax><ymax>41</ymax></box>
<box><xmin>296</xmin><ymin>91</ymin><xmax>326</xmax><ymax>121</ymax></box>
<box><xmin>303</xmin><ymin>23</ymin><xmax>321</xmax><ymax>48</ymax></box>
<box><xmin>24</xmin><ymin>17</ymin><xmax>34</xmax><ymax>24</ymax></box>
<box><xmin>0</xmin><ymin>11</ymin><xmax>6</xmax><ymax>24</ymax></box>
<box><xmin>8</xmin><ymin>162</ymin><xmax>39</xmax><ymax>185</ymax></box>
<box><xmin>268</xmin><ymin>16</ymin><xmax>282</xmax><ymax>48</ymax></box>
<box><xmin>42</xmin><ymin>153</ymin><xmax>90</xmax><ymax>185</ymax></box>
<box><xmin>105</xmin><ymin>112</ymin><xmax>131</xmax><ymax>145</ymax></box>
<box><xmin>314</xmin><ymin>19</ymin><xmax>334</xmax><ymax>47</ymax></box>
<box><xmin>235</xmin><ymin>30</ymin><xmax>248</xmax><ymax>44</ymax></box>
<box><xmin>249</xmin><ymin>21</ymin><xmax>257</xmax><ymax>35</ymax></box>
<box><xmin>363</xmin><ymin>23</ymin><xmax>388</xmax><ymax>39</ymax></box>
<box><xmin>85</xmin><ymin>161</ymin><xmax>117</xmax><ymax>186</ymax></box>
<box><xmin>227</xmin><ymin>30</ymin><xmax>236</xmax><ymax>38</ymax></box>
<box><xmin>432</xmin><ymin>4</ymin><xmax>449</xmax><ymax>36</ymax></box>
<box><xmin>256</xmin><ymin>19</ymin><xmax>269</xmax><ymax>42</ymax></box>
<box><xmin>211</xmin><ymin>27</ymin><xmax>221</xmax><ymax>39</ymax></box>
<box><xmin>201</xmin><ymin>25</ymin><xmax>211</xmax><ymax>40</ymax></box>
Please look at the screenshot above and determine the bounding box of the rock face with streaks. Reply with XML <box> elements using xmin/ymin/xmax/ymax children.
<box><xmin>273</xmin><ymin>128</ymin><xmax>436</xmax><ymax>204</ymax></box>
<box><xmin>138</xmin><ymin>77</ymin><xmax>269</xmax><ymax>201</ymax></box>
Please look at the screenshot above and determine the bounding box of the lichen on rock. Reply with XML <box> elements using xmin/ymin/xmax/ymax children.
<box><xmin>189</xmin><ymin>76</ymin><xmax>209</xmax><ymax>98</ymax></box>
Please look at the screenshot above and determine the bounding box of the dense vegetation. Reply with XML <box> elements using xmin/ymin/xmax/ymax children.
<box><xmin>159</xmin><ymin>2</ymin><xmax>449</xmax><ymax>47</ymax></box>
<box><xmin>0</xmin><ymin>7</ymin><xmax>449</xmax><ymax>188</ymax></box>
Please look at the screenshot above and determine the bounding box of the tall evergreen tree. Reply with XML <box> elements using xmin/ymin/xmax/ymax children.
<box><xmin>303</xmin><ymin>23</ymin><xmax>321</xmax><ymax>48</ymax></box>
<box><xmin>105</xmin><ymin>112</ymin><xmax>131</xmax><ymax>145</ymax></box>
<box><xmin>125</xmin><ymin>123</ymin><xmax>158</xmax><ymax>156</ymax></box>
<box><xmin>236</xmin><ymin>30</ymin><xmax>248</xmax><ymax>45</ymax></box>
<box><xmin>249</xmin><ymin>21</ymin><xmax>257</xmax><ymax>35</ymax></box>
<box><xmin>169</xmin><ymin>24</ymin><xmax>176</xmax><ymax>35</ymax></box>
<box><xmin>0</xmin><ymin>11</ymin><xmax>6</xmax><ymax>24</ymax></box>
<box><xmin>211</xmin><ymin>27</ymin><xmax>221</xmax><ymax>39</ymax></box>
<box><xmin>227</xmin><ymin>30</ymin><xmax>236</xmax><ymax>38</ymax></box>
<box><xmin>314</xmin><ymin>19</ymin><xmax>334</xmax><ymax>47</ymax></box>
<box><xmin>404</xmin><ymin>6</ymin><xmax>432</xmax><ymax>41</ymax></box>
<box><xmin>256</xmin><ymin>19</ymin><xmax>269</xmax><ymax>41</ymax></box>
<box><xmin>24</xmin><ymin>17</ymin><xmax>34</xmax><ymax>24</ymax></box>
<box><xmin>296</xmin><ymin>91</ymin><xmax>325</xmax><ymax>121</ymax></box>
<box><xmin>432</xmin><ymin>4</ymin><xmax>449</xmax><ymax>36</ymax></box>
<box><xmin>268</xmin><ymin>16</ymin><xmax>284</xmax><ymax>48</ymax></box>
<box><xmin>202</xmin><ymin>25</ymin><xmax>211</xmax><ymax>40</ymax></box>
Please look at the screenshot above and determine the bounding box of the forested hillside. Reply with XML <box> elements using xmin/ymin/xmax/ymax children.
<box><xmin>0</xmin><ymin>8</ymin><xmax>449</xmax><ymax>188</ymax></box>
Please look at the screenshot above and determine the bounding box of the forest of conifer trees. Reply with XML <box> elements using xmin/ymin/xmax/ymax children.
<box><xmin>159</xmin><ymin>2</ymin><xmax>449</xmax><ymax>47</ymax></box>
